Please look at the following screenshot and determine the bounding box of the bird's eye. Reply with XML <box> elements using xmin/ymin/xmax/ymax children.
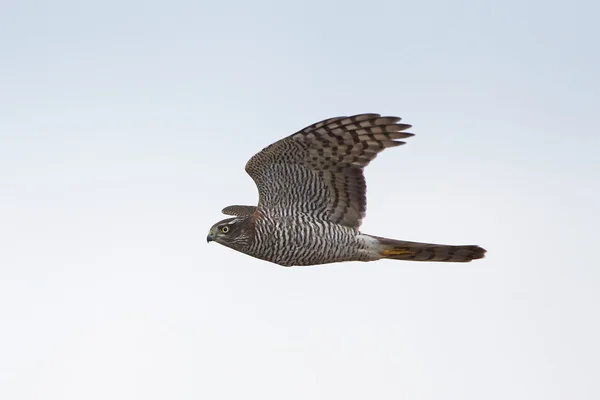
<box><xmin>221</xmin><ymin>226</ymin><xmax>230</xmax><ymax>233</ymax></box>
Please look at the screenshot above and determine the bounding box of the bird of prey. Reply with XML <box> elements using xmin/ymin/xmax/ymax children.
<box><xmin>207</xmin><ymin>113</ymin><xmax>486</xmax><ymax>266</ymax></box>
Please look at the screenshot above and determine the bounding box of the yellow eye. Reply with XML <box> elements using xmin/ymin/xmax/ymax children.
<box><xmin>221</xmin><ymin>226</ymin><xmax>230</xmax><ymax>233</ymax></box>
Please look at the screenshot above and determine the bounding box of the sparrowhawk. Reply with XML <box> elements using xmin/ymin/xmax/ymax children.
<box><xmin>207</xmin><ymin>113</ymin><xmax>486</xmax><ymax>266</ymax></box>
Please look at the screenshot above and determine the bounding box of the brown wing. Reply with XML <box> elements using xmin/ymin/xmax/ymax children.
<box><xmin>244</xmin><ymin>114</ymin><xmax>413</xmax><ymax>229</ymax></box>
<box><xmin>222</xmin><ymin>205</ymin><xmax>257</xmax><ymax>217</ymax></box>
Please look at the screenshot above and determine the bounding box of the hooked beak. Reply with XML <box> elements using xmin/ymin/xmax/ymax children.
<box><xmin>206</xmin><ymin>234</ymin><xmax>214</xmax><ymax>243</ymax></box>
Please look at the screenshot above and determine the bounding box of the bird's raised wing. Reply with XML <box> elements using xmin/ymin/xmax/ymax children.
<box><xmin>245</xmin><ymin>114</ymin><xmax>413</xmax><ymax>229</ymax></box>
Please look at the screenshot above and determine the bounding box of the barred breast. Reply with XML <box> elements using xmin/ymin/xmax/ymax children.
<box><xmin>247</xmin><ymin>214</ymin><xmax>372</xmax><ymax>266</ymax></box>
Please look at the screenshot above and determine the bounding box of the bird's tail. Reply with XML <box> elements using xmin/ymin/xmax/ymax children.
<box><xmin>368</xmin><ymin>235</ymin><xmax>486</xmax><ymax>262</ymax></box>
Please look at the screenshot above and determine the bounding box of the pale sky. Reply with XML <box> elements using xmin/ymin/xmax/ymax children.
<box><xmin>1</xmin><ymin>1</ymin><xmax>599</xmax><ymax>399</ymax></box>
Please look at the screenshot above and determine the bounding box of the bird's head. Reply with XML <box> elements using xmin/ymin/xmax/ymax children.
<box><xmin>206</xmin><ymin>217</ymin><xmax>252</xmax><ymax>251</ymax></box>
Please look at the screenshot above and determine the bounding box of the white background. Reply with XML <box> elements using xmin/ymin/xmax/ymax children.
<box><xmin>2</xmin><ymin>1</ymin><xmax>599</xmax><ymax>399</ymax></box>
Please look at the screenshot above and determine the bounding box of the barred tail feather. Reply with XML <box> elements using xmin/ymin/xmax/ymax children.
<box><xmin>371</xmin><ymin>235</ymin><xmax>486</xmax><ymax>263</ymax></box>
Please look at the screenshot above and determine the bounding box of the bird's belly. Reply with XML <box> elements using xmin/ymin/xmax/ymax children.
<box><xmin>250</xmin><ymin>217</ymin><xmax>370</xmax><ymax>266</ymax></box>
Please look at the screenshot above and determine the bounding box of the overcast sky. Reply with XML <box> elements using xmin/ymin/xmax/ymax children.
<box><xmin>1</xmin><ymin>1</ymin><xmax>599</xmax><ymax>399</ymax></box>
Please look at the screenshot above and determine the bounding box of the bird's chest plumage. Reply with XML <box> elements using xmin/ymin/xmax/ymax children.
<box><xmin>246</xmin><ymin>215</ymin><xmax>368</xmax><ymax>266</ymax></box>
